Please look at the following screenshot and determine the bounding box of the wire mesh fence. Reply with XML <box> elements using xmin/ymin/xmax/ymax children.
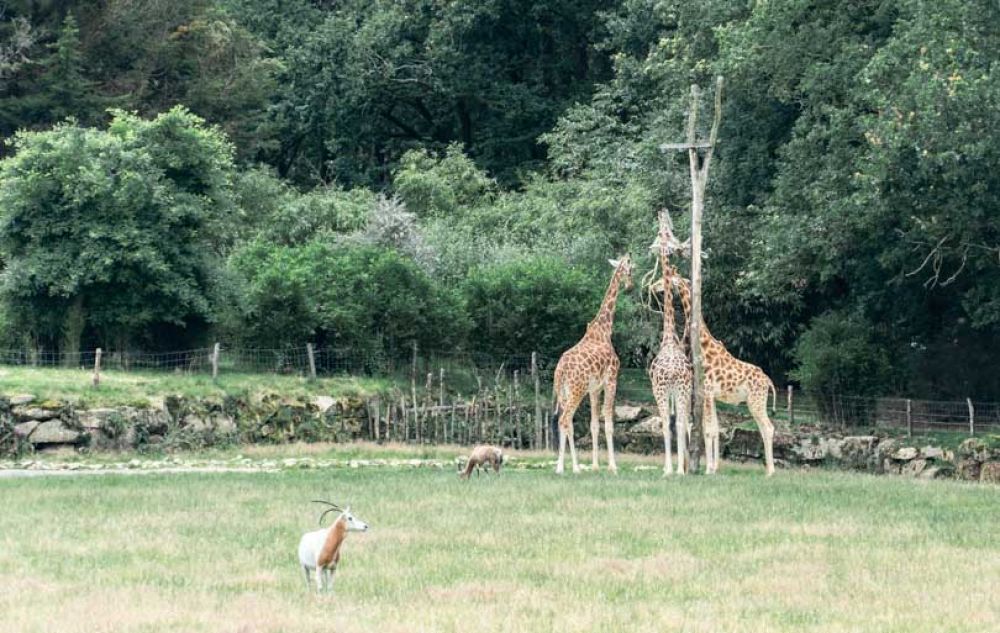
<box><xmin>1</xmin><ymin>345</ymin><xmax>997</xmax><ymax>439</ymax></box>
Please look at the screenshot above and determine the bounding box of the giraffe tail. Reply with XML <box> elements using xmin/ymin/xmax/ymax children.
<box><xmin>769</xmin><ymin>380</ymin><xmax>777</xmax><ymax>415</ymax></box>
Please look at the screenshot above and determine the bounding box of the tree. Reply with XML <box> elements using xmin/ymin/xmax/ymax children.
<box><xmin>0</xmin><ymin>107</ymin><xmax>237</xmax><ymax>354</ymax></box>
<box><xmin>0</xmin><ymin>13</ymin><xmax>108</xmax><ymax>156</ymax></box>
<box><xmin>254</xmin><ymin>0</ymin><xmax>616</xmax><ymax>186</ymax></box>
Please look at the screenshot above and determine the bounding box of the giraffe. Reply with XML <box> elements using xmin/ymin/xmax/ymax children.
<box><xmin>648</xmin><ymin>272</ymin><xmax>778</xmax><ymax>475</ymax></box>
<box><xmin>551</xmin><ymin>255</ymin><xmax>634</xmax><ymax>475</ymax></box>
<box><xmin>648</xmin><ymin>218</ymin><xmax>693</xmax><ymax>476</ymax></box>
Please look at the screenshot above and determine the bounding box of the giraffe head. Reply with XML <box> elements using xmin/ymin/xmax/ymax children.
<box><xmin>608</xmin><ymin>255</ymin><xmax>634</xmax><ymax>290</ymax></box>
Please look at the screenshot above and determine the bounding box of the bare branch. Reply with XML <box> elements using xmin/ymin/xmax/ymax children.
<box><xmin>940</xmin><ymin>246</ymin><xmax>968</xmax><ymax>287</ymax></box>
<box><xmin>905</xmin><ymin>236</ymin><xmax>948</xmax><ymax>280</ymax></box>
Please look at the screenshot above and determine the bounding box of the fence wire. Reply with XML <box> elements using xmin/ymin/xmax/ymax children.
<box><xmin>1</xmin><ymin>346</ymin><xmax>997</xmax><ymax>435</ymax></box>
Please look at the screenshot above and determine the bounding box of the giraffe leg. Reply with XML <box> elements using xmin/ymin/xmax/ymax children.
<box><xmin>557</xmin><ymin>425</ymin><xmax>567</xmax><ymax>475</ymax></box>
<box><xmin>653</xmin><ymin>383</ymin><xmax>672</xmax><ymax>475</ymax></box>
<box><xmin>675</xmin><ymin>389</ymin><xmax>690</xmax><ymax>475</ymax></box>
<box><xmin>748</xmin><ymin>392</ymin><xmax>776</xmax><ymax>476</ymax></box>
<box><xmin>602</xmin><ymin>377</ymin><xmax>618</xmax><ymax>474</ymax></box>
<box><xmin>568</xmin><ymin>426</ymin><xmax>581</xmax><ymax>474</ymax></box>
<box><xmin>589</xmin><ymin>389</ymin><xmax>601</xmax><ymax>471</ymax></box>
<box><xmin>555</xmin><ymin>393</ymin><xmax>583</xmax><ymax>475</ymax></box>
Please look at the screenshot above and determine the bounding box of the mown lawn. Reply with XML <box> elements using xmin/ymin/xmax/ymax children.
<box><xmin>0</xmin><ymin>449</ymin><xmax>997</xmax><ymax>633</ymax></box>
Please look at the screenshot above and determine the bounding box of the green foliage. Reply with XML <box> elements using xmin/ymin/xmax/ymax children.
<box><xmin>232</xmin><ymin>168</ymin><xmax>376</xmax><ymax>247</ymax></box>
<box><xmin>394</xmin><ymin>144</ymin><xmax>496</xmax><ymax>218</ymax></box>
<box><xmin>230</xmin><ymin>240</ymin><xmax>467</xmax><ymax>360</ymax></box>
<box><xmin>0</xmin><ymin>107</ymin><xmax>236</xmax><ymax>351</ymax></box>
<box><xmin>791</xmin><ymin>312</ymin><xmax>892</xmax><ymax>396</ymax></box>
<box><xmin>1</xmin><ymin>0</ymin><xmax>999</xmax><ymax>399</ymax></box>
<box><xmin>247</xmin><ymin>0</ymin><xmax>615</xmax><ymax>185</ymax></box>
<box><xmin>463</xmin><ymin>256</ymin><xmax>600</xmax><ymax>360</ymax></box>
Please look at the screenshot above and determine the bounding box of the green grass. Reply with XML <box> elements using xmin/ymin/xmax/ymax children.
<box><xmin>1</xmin><ymin>446</ymin><xmax>997</xmax><ymax>633</ymax></box>
<box><xmin>0</xmin><ymin>366</ymin><xmax>391</xmax><ymax>407</ymax></box>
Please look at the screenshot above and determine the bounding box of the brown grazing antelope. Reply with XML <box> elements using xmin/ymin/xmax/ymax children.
<box><xmin>298</xmin><ymin>500</ymin><xmax>369</xmax><ymax>593</ymax></box>
<box><xmin>459</xmin><ymin>445</ymin><xmax>503</xmax><ymax>479</ymax></box>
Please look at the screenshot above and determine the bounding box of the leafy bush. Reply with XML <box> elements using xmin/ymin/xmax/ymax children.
<box><xmin>463</xmin><ymin>256</ymin><xmax>603</xmax><ymax>360</ymax></box>
<box><xmin>394</xmin><ymin>145</ymin><xmax>496</xmax><ymax>218</ymax></box>
<box><xmin>230</xmin><ymin>241</ymin><xmax>467</xmax><ymax>362</ymax></box>
<box><xmin>791</xmin><ymin>312</ymin><xmax>892</xmax><ymax>396</ymax></box>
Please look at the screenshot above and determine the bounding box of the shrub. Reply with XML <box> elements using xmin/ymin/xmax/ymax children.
<box><xmin>463</xmin><ymin>256</ymin><xmax>602</xmax><ymax>360</ymax></box>
<box><xmin>791</xmin><ymin>311</ymin><xmax>892</xmax><ymax>396</ymax></box>
<box><xmin>230</xmin><ymin>241</ymin><xmax>467</xmax><ymax>363</ymax></box>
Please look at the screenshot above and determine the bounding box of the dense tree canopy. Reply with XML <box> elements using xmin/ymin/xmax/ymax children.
<box><xmin>1</xmin><ymin>0</ymin><xmax>998</xmax><ymax>398</ymax></box>
<box><xmin>0</xmin><ymin>107</ymin><xmax>236</xmax><ymax>353</ymax></box>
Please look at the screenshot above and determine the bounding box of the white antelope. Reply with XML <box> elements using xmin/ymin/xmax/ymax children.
<box><xmin>298</xmin><ymin>500</ymin><xmax>369</xmax><ymax>593</ymax></box>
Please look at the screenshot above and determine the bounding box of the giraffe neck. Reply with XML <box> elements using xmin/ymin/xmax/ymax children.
<box><xmin>587</xmin><ymin>265</ymin><xmax>625</xmax><ymax>340</ymax></box>
<box><xmin>675</xmin><ymin>277</ymin><xmax>716</xmax><ymax>349</ymax></box>
<box><xmin>659</xmin><ymin>255</ymin><xmax>681</xmax><ymax>350</ymax></box>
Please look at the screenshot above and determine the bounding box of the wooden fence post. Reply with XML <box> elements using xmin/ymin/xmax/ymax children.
<box><xmin>402</xmin><ymin>396</ymin><xmax>409</xmax><ymax>443</ymax></box>
<box><xmin>513</xmin><ymin>369</ymin><xmax>521</xmax><ymax>449</ymax></box>
<box><xmin>532</xmin><ymin>352</ymin><xmax>541</xmax><ymax>449</ymax></box>
<box><xmin>92</xmin><ymin>348</ymin><xmax>102</xmax><ymax>387</ymax></box>
<box><xmin>787</xmin><ymin>385</ymin><xmax>794</xmax><ymax>425</ymax></box>
<box><xmin>306</xmin><ymin>343</ymin><xmax>317</xmax><ymax>381</ymax></box>
<box><xmin>967</xmin><ymin>398</ymin><xmax>975</xmax><ymax>436</ymax></box>
<box><xmin>439</xmin><ymin>367</ymin><xmax>445</xmax><ymax>442</ymax></box>
<box><xmin>426</xmin><ymin>371</ymin><xmax>437</xmax><ymax>444</ymax></box>
<box><xmin>211</xmin><ymin>343</ymin><xmax>220</xmax><ymax>383</ymax></box>
<box><xmin>450</xmin><ymin>400</ymin><xmax>457</xmax><ymax>445</ymax></box>
<box><xmin>410</xmin><ymin>342</ymin><xmax>419</xmax><ymax>442</ymax></box>
<box><xmin>463</xmin><ymin>400</ymin><xmax>471</xmax><ymax>446</ymax></box>
<box><xmin>373</xmin><ymin>397</ymin><xmax>381</xmax><ymax>441</ymax></box>
<box><xmin>906</xmin><ymin>399</ymin><xmax>912</xmax><ymax>437</ymax></box>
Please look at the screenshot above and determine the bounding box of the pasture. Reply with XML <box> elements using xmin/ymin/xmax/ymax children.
<box><xmin>0</xmin><ymin>448</ymin><xmax>997</xmax><ymax>633</ymax></box>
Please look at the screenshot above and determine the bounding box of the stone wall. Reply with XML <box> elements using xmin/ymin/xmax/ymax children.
<box><xmin>3</xmin><ymin>394</ymin><xmax>998</xmax><ymax>484</ymax></box>
<box><xmin>618</xmin><ymin>409</ymin><xmax>999</xmax><ymax>483</ymax></box>
<box><xmin>0</xmin><ymin>394</ymin><xmax>369</xmax><ymax>456</ymax></box>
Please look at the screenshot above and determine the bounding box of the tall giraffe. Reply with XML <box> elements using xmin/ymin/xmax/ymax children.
<box><xmin>552</xmin><ymin>255</ymin><xmax>634</xmax><ymax>475</ymax></box>
<box><xmin>650</xmin><ymin>272</ymin><xmax>778</xmax><ymax>475</ymax></box>
<box><xmin>648</xmin><ymin>220</ymin><xmax>693</xmax><ymax>476</ymax></box>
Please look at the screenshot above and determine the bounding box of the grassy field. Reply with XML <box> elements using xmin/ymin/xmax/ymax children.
<box><xmin>0</xmin><ymin>366</ymin><xmax>390</xmax><ymax>407</ymax></box>
<box><xmin>1</xmin><ymin>447</ymin><xmax>997</xmax><ymax>633</ymax></box>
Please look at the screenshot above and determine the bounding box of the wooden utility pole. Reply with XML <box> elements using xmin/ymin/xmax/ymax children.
<box><xmin>660</xmin><ymin>76</ymin><xmax>724</xmax><ymax>473</ymax></box>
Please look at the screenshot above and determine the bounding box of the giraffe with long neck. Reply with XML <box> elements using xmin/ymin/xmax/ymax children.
<box><xmin>661</xmin><ymin>273</ymin><xmax>778</xmax><ymax>475</ymax></box>
<box><xmin>552</xmin><ymin>256</ymin><xmax>634</xmax><ymax>474</ymax></box>
<box><xmin>648</xmin><ymin>222</ymin><xmax>693</xmax><ymax>475</ymax></box>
